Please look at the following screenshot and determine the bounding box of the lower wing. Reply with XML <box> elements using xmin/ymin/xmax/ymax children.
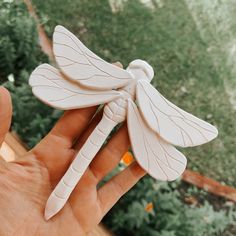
<box><xmin>127</xmin><ymin>99</ymin><xmax>187</xmax><ymax>181</ymax></box>
<box><xmin>29</xmin><ymin>64</ymin><xmax>121</xmax><ymax>110</ymax></box>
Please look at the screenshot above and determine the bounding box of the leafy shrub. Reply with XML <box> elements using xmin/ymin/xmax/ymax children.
<box><xmin>4</xmin><ymin>72</ymin><xmax>61</xmax><ymax>148</ymax></box>
<box><xmin>104</xmin><ymin>176</ymin><xmax>236</xmax><ymax>236</ymax></box>
<box><xmin>0</xmin><ymin>1</ymin><xmax>47</xmax><ymax>83</ymax></box>
<box><xmin>0</xmin><ymin>1</ymin><xmax>59</xmax><ymax>147</ymax></box>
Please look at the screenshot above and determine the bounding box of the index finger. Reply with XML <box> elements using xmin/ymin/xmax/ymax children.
<box><xmin>49</xmin><ymin>106</ymin><xmax>98</xmax><ymax>148</ymax></box>
<box><xmin>0</xmin><ymin>87</ymin><xmax>12</xmax><ymax>146</ymax></box>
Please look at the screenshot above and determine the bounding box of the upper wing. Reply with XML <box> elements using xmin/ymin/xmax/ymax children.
<box><xmin>127</xmin><ymin>99</ymin><xmax>187</xmax><ymax>181</ymax></box>
<box><xmin>136</xmin><ymin>80</ymin><xmax>218</xmax><ymax>147</ymax></box>
<box><xmin>53</xmin><ymin>25</ymin><xmax>133</xmax><ymax>90</ymax></box>
<box><xmin>29</xmin><ymin>64</ymin><xmax>121</xmax><ymax>110</ymax></box>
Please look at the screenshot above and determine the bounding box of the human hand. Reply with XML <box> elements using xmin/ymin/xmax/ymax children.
<box><xmin>0</xmin><ymin>66</ymin><xmax>146</xmax><ymax>235</ymax></box>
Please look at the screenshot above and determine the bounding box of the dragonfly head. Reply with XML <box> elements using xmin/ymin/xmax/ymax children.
<box><xmin>128</xmin><ymin>59</ymin><xmax>154</xmax><ymax>82</ymax></box>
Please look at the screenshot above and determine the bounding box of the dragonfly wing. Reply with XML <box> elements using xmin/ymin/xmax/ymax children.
<box><xmin>136</xmin><ymin>80</ymin><xmax>218</xmax><ymax>147</ymax></box>
<box><xmin>29</xmin><ymin>64</ymin><xmax>121</xmax><ymax>110</ymax></box>
<box><xmin>127</xmin><ymin>99</ymin><xmax>187</xmax><ymax>181</ymax></box>
<box><xmin>53</xmin><ymin>25</ymin><xmax>133</xmax><ymax>90</ymax></box>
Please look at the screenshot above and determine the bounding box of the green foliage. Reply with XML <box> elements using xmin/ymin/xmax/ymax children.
<box><xmin>0</xmin><ymin>1</ymin><xmax>47</xmax><ymax>83</ymax></box>
<box><xmin>4</xmin><ymin>73</ymin><xmax>61</xmax><ymax>148</ymax></box>
<box><xmin>104</xmin><ymin>177</ymin><xmax>236</xmax><ymax>236</ymax></box>
<box><xmin>0</xmin><ymin>1</ymin><xmax>58</xmax><ymax>147</ymax></box>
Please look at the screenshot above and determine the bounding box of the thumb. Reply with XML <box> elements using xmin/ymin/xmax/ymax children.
<box><xmin>0</xmin><ymin>87</ymin><xmax>12</xmax><ymax>146</ymax></box>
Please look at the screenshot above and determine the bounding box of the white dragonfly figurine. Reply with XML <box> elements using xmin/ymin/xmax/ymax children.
<box><xmin>29</xmin><ymin>25</ymin><xmax>218</xmax><ymax>220</ymax></box>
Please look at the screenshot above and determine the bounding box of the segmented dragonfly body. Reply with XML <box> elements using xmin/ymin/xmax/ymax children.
<box><xmin>29</xmin><ymin>26</ymin><xmax>218</xmax><ymax>220</ymax></box>
<box><xmin>44</xmin><ymin>64</ymin><xmax>149</xmax><ymax>218</ymax></box>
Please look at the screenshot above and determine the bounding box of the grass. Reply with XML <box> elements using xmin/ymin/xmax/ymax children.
<box><xmin>31</xmin><ymin>0</ymin><xmax>236</xmax><ymax>186</ymax></box>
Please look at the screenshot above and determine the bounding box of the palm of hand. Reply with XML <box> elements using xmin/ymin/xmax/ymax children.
<box><xmin>0</xmin><ymin>87</ymin><xmax>145</xmax><ymax>236</ymax></box>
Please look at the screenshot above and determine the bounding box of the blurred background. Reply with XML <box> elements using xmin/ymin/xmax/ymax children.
<box><xmin>0</xmin><ymin>0</ymin><xmax>236</xmax><ymax>235</ymax></box>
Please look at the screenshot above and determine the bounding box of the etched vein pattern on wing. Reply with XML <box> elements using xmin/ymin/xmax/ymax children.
<box><xmin>29</xmin><ymin>64</ymin><xmax>121</xmax><ymax>110</ymax></box>
<box><xmin>127</xmin><ymin>99</ymin><xmax>187</xmax><ymax>181</ymax></box>
<box><xmin>53</xmin><ymin>25</ymin><xmax>132</xmax><ymax>90</ymax></box>
<box><xmin>136</xmin><ymin>80</ymin><xmax>218</xmax><ymax>147</ymax></box>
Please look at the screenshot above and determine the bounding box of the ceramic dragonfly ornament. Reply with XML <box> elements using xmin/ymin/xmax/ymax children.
<box><xmin>29</xmin><ymin>25</ymin><xmax>218</xmax><ymax>220</ymax></box>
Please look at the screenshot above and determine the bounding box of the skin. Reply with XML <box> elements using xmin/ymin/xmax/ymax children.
<box><xmin>0</xmin><ymin>64</ymin><xmax>146</xmax><ymax>236</ymax></box>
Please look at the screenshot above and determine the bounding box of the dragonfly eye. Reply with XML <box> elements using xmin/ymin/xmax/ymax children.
<box><xmin>128</xmin><ymin>59</ymin><xmax>154</xmax><ymax>82</ymax></box>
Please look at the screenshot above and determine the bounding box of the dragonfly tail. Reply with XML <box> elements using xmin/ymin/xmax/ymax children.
<box><xmin>44</xmin><ymin>114</ymin><xmax>118</xmax><ymax>220</ymax></box>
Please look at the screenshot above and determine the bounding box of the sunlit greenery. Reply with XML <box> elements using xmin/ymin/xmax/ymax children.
<box><xmin>0</xmin><ymin>0</ymin><xmax>58</xmax><ymax>147</ymax></box>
